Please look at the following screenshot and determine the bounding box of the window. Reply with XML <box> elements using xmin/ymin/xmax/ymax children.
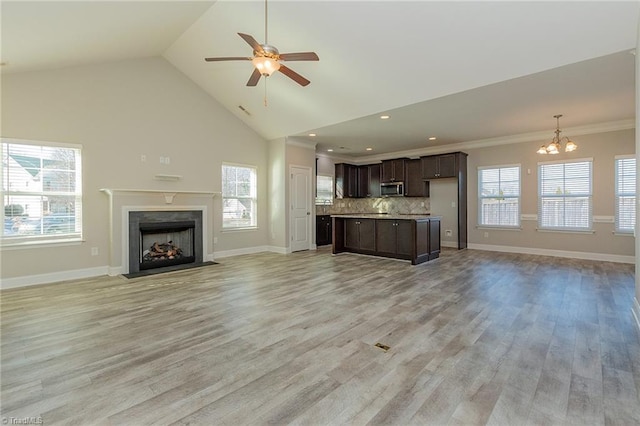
<box><xmin>222</xmin><ymin>164</ymin><xmax>257</xmax><ymax>229</ymax></box>
<box><xmin>478</xmin><ymin>165</ymin><xmax>520</xmax><ymax>227</ymax></box>
<box><xmin>316</xmin><ymin>175</ymin><xmax>334</xmax><ymax>205</ymax></box>
<box><xmin>615</xmin><ymin>156</ymin><xmax>636</xmax><ymax>233</ymax></box>
<box><xmin>538</xmin><ymin>159</ymin><xmax>592</xmax><ymax>231</ymax></box>
<box><xmin>2</xmin><ymin>139</ymin><xmax>82</xmax><ymax>243</ymax></box>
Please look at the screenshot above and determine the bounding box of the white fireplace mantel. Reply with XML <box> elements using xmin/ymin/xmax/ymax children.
<box><xmin>100</xmin><ymin>188</ymin><xmax>220</xmax><ymax>204</ymax></box>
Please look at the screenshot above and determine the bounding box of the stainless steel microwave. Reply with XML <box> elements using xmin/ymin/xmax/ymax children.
<box><xmin>380</xmin><ymin>182</ymin><xmax>404</xmax><ymax>197</ymax></box>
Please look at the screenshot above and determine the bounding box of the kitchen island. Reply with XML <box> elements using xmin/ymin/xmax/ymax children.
<box><xmin>331</xmin><ymin>214</ymin><xmax>440</xmax><ymax>265</ymax></box>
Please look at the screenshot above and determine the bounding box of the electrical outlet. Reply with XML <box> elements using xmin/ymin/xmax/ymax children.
<box><xmin>445</xmin><ymin>230</ymin><xmax>452</xmax><ymax>237</ymax></box>
<box><xmin>451</xmin><ymin>201</ymin><xmax>456</xmax><ymax>208</ymax></box>
<box><xmin>165</xmin><ymin>156</ymin><xmax>170</xmax><ymax>165</ymax></box>
<box><xmin>91</xmin><ymin>247</ymin><xmax>99</xmax><ymax>256</ymax></box>
<box><xmin>484</xmin><ymin>232</ymin><xmax>489</xmax><ymax>238</ymax></box>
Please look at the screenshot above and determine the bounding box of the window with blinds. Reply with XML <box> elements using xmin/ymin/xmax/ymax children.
<box><xmin>316</xmin><ymin>175</ymin><xmax>334</xmax><ymax>205</ymax></box>
<box><xmin>615</xmin><ymin>156</ymin><xmax>636</xmax><ymax>233</ymax></box>
<box><xmin>478</xmin><ymin>165</ymin><xmax>520</xmax><ymax>227</ymax></box>
<box><xmin>222</xmin><ymin>164</ymin><xmax>257</xmax><ymax>229</ymax></box>
<box><xmin>2</xmin><ymin>139</ymin><xmax>83</xmax><ymax>243</ymax></box>
<box><xmin>538</xmin><ymin>159</ymin><xmax>592</xmax><ymax>231</ymax></box>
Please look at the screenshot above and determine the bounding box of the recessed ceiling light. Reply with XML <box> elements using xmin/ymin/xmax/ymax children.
<box><xmin>366</xmin><ymin>147</ymin><xmax>373</xmax><ymax>151</ymax></box>
<box><xmin>380</xmin><ymin>115</ymin><xmax>390</xmax><ymax>120</ymax></box>
<box><xmin>308</xmin><ymin>133</ymin><xmax>316</xmax><ymax>137</ymax></box>
<box><xmin>428</xmin><ymin>137</ymin><xmax>437</xmax><ymax>140</ymax></box>
<box><xmin>327</xmin><ymin>149</ymin><xmax>334</xmax><ymax>152</ymax></box>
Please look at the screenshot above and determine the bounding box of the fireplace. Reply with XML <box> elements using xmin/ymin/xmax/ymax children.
<box><xmin>139</xmin><ymin>221</ymin><xmax>196</xmax><ymax>270</ymax></box>
<box><xmin>128</xmin><ymin>210</ymin><xmax>204</xmax><ymax>275</ymax></box>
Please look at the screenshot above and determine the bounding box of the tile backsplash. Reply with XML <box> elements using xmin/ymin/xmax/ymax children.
<box><xmin>316</xmin><ymin>197</ymin><xmax>430</xmax><ymax>216</ymax></box>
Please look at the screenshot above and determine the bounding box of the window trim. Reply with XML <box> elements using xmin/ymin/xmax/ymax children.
<box><xmin>614</xmin><ymin>154</ymin><xmax>635</xmax><ymax>234</ymax></box>
<box><xmin>477</xmin><ymin>164</ymin><xmax>521</xmax><ymax>229</ymax></box>
<box><xmin>1</xmin><ymin>138</ymin><xmax>83</xmax><ymax>246</ymax></box>
<box><xmin>221</xmin><ymin>162</ymin><xmax>258</xmax><ymax>231</ymax></box>
<box><xmin>537</xmin><ymin>157</ymin><xmax>593</xmax><ymax>232</ymax></box>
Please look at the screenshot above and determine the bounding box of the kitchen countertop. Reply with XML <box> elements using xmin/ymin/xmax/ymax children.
<box><xmin>330</xmin><ymin>213</ymin><xmax>437</xmax><ymax>220</ymax></box>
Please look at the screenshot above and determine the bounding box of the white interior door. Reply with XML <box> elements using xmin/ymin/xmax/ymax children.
<box><xmin>290</xmin><ymin>166</ymin><xmax>311</xmax><ymax>252</ymax></box>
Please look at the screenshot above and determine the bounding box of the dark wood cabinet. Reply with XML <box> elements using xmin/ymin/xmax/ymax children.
<box><xmin>316</xmin><ymin>215</ymin><xmax>332</xmax><ymax>246</ymax></box>
<box><xmin>381</xmin><ymin>159</ymin><xmax>406</xmax><ymax>183</ymax></box>
<box><xmin>344</xmin><ymin>218</ymin><xmax>375</xmax><ymax>252</ymax></box>
<box><xmin>420</xmin><ymin>152</ymin><xmax>468</xmax><ymax>250</ymax></box>
<box><xmin>357</xmin><ymin>164</ymin><xmax>381</xmax><ymax>198</ymax></box>
<box><xmin>335</xmin><ymin>163</ymin><xmax>358</xmax><ymax>198</ymax></box>
<box><xmin>376</xmin><ymin>219</ymin><xmax>412</xmax><ymax>256</ymax></box>
<box><xmin>421</xmin><ymin>153</ymin><xmax>458</xmax><ymax>179</ymax></box>
<box><xmin>404</xmin><ymin>159</ymin><xmax>429</xmax><ymax>197</ymax></box>
<box><xmin>333</xmin><ymin>216</ymin><xmax>440</xmax><ymax>264</ymax></box>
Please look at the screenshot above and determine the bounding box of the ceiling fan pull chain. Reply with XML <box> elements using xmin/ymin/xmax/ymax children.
<box><xmin>264</xmin><ymin>77</ymin><xmax>268</xmax><ymax>107</ymax></box>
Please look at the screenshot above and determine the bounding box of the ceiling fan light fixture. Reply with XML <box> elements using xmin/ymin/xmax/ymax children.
<box><xmin>252</xmin><ymin>56</ymin><xmax>280</xmax><ymax>76</ymax></box>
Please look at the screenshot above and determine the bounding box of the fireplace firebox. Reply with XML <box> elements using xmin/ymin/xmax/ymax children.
<box><xmin>128</xmin><ymin>210</ymin><xmax>204</xmax><ymax>275</ymax></box>
<box><xmin>139</xmin><ymin>221</ymin><xmax>196</xmax><ymax>270</ymax></box>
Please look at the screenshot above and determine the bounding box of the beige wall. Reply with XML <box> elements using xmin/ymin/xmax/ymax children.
<box><xmin>467</xmin><ymin>128</ymin><xmax>635</xmax><ymax>259</ymax></box>
<box><xmin>268</xmin><ymin>138</ymin><xmax>287</xmax><ymax>249</ymax></box>
<box><xmin>1</xmin><ymin>57</ymin><xmax>270</xmax><ymax>280</ymax></box>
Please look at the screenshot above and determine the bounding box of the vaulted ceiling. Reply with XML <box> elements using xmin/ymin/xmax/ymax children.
<box><xmin>2</xmin><ymin>1</ymin><xmax>638</xmax><ymax>159</ymax></box>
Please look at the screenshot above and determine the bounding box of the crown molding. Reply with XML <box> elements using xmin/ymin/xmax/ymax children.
<box><xmin>320</xmin><ymin>119</ymin><xmax>635</xmax><ymax>165</ymax></box>
<box><xmin>286</xmin><ymin>137</ymin><xmax>316</xmax><ymax>150</ymax></box>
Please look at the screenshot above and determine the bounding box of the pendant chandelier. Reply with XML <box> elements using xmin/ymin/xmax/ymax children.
<box><xmin>537</xmin><ymin>114</ymin><xmax>578</xmax><ymax>154</ymax></box>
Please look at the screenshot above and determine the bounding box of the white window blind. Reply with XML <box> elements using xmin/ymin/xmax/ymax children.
<box><xmin>2</xmin><ymin>139</ymin><xmax>83</xmax><ymax>243</ymax></box>
<box><xmin>316</xmin><ymin>175</ymin><xmax>334</xmax><ymax>205</ymax></box>
<box><xmin>538</xmin><ymin>159</ymin><xmax>592</xmax><ymax>231</ymax></box>
<box><xmin>222</xmin><ymin>164</ymin><xmax>257</xmax><ymax>229</ymax></box>
<box><xmin>478</xmin><ymin>165</ymin><xmax>520</xmax><ymax>227</ymax></box>
<box><xmin>615</xmin><ymin>156</ymin><xmax>635</xmax><ymax>233</ymax></box>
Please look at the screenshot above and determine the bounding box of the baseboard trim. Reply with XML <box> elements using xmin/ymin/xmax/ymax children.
<box><xmin>632</xmin><ymin>297</ymin><xmax>640</xmax><ymax>334</ymax></box>
<box><xmin>467</xmin><ymin>243</ymin><xmax>635</xmax><ymax>264</ymax></box>
<box><xmin>268</xmin><ymin>245</ymin><xmax>291</xmax><ymax>255</ymax></box>
<box><xmin>1</xmin><ymin>266</ymin><xmax>109</xmax><ymax>290</ymax></box>
<box><xmin>441</xmin><ymin>241</ymin><xmax>458</xmax><ymax>248</ymax></box>
<box><xmin>213</xmin><ymin>246</ymin><xmax>271</xmax><ymax>259</ymax></box>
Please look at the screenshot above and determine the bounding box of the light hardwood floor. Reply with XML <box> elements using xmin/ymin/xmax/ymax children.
<box><xmin>1</xmin><ymin>247</ymin><xmax>639</xmax><ymax>425</ymax></box>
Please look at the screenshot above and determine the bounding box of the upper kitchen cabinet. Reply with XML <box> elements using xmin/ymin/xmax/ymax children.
<box><xmin>381</xmin><ymin>159</ymin><xmax>406</xmax><ymax>183</ymax></box>
<box><xmin>404</xmin><ymin>159</ymin><xmax>429</xmax><ymax>197</ymax></box>
<box><xmin>421</xmin><ymin>153</ymin><xmax>458</xmax><ymax>179</ymax></box>
<box><xmin>358</xmin><ymin>164</ymin><xmax>381</xmax><ymax>198</ymax></box>
<box><xmin>335</xmin><ymin>163</ymin><xmax>358</xmax><ymax>198</ymax></box>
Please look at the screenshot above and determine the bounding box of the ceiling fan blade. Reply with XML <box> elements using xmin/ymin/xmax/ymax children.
<box><xmin>279</xmin><ymin>52</ymin><xmax>319</xmax><ymax>61</ymax></box>
<box><xmin>238</xmin><ymin>33</ymin><xmax>264</xmax><ymax>54</ymax></box>
<box><xmin>204</xmin><ymin>57</ymin><xmax>252</xmax><ymax>62</ymax></box>
<box><xmin>278</xmin><ymin>64</ymin><xmax>310</xmax><ymax>87</ymax></box>
<box><xmin>246</xmin><ymin>68</ymin><xmax>262</xmax><ymax>86</ymax></box>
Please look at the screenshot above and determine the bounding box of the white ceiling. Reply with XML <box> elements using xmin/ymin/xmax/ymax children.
<box><xmin>2</xmin><ymin>1</ymin><xmax>638</xmax><ymax>159</ymax></box>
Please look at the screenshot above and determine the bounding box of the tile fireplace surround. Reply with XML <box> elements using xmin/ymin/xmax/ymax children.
<box><xmin>100</xmin><ymin>189</ymin><xmax>218</xmax><ymax>275</ymax></box>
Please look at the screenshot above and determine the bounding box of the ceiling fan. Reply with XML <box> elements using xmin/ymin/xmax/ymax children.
<box><xmin>204</xmin><ymin>0</ymin><xmax>319</xmax><ymax>87</ymax></box>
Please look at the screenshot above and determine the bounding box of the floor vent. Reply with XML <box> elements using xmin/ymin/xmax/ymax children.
<box><xmin>374</xmin><ymin>343</ymin><xmax>390</xmax><ymax>351</ymax></box>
